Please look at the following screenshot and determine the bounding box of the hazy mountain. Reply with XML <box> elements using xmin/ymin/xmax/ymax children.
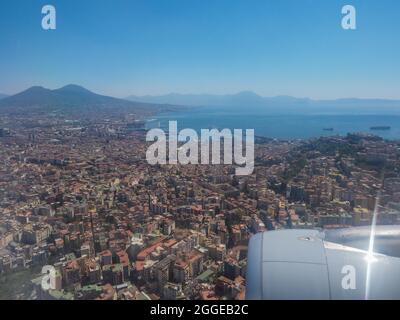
<box><xmin>126</xmin><ymin>91</ymin><xmax>400</xmax><ymax>114</ymax></box>
<box><xmin>0</xmin><ymin>85</ymin><xmax>172</xmax><ymax>114</ymax></box>
<box><xmin>126</xmin><ymin>91</ymin><xmax>316</xmax><ymax>107</ymax></box>
<box><xmin>127</xmin><ymin>91</ymin><xmax>268</xmax><ymax>107</ymax></box>
<box><xmin>0</xmin><ymin>93</ymin><xmax>8</xmax><ymax>100</ymax></box>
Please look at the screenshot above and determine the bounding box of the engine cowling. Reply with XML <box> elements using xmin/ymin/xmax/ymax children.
<box><xmin>246</xmin><ymin>227</ymin><xmax>400</xmax><ymax>300</ymax></box>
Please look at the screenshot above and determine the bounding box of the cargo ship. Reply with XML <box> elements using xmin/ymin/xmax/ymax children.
<box><xmin>370</xmin><ymin>126</ymin><xmax>391</xmax><ymax>131</ymax></box>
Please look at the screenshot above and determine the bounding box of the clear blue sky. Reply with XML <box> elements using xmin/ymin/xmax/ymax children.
<box><xmin>0</xmin><ymin>0</ymin><xmax>399</xmax><ymax>99</ymax></box>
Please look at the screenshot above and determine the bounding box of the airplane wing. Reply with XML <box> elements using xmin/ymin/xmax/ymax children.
<box><xmin>246</xmin><ymin>227</ymin><xmax>400</xmax><ymax>300</ymax></box>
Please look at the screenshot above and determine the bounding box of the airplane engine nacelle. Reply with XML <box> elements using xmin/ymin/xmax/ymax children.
<box><xmin>246</xmin><ymin>227</ymin><xmax>400</xmax><ymax>300</ymax></box>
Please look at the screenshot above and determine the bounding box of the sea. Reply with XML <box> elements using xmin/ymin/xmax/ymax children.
<box><xmin>145</xmin><ymin>106</ymin><xmax>400</xmax><ymax>141</ymax></box>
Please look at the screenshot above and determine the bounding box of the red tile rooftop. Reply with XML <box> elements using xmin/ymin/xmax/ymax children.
<box><xmin>235</xmin><ymin>289</ymin><xmax>245</xmax><ymax>300</ymax></box>
<box><xmin>234</xmin><ymin>276</ymin><xmax>245</xmax><ymax>285</ymax></box>
<box><xmin>99</xmin><ymin>250</ymin><xmax>112</xmax><ymax>257</ymax></box>
<box><xmin>175</xmin><ymin>260</ymin><xmax>188</xmax><ymax>268</ymax></box>
<box><xmin>189</xmin><ymin>253</ymin><xmax>202</xmax><ymax>263</ymax></box>
<box><xmin>200</xmin><ymin>291</ymin><xmax>218</xmax><ymax>300</ymax></box>
<box><xmin>136</xmin><ymin>243</ymin><xmax>160</xmax><ymax>261</ymax></box>
<box><xmin>135</xmin><ymin>261</ymin><xmax>145</xmax><ymax>271</ymax></box>
<box><xmin>163</xmin><ymin>239</ymin><xmax>178</xmax><ymax>248</ymax></box>
<box><xmin>116</xmin><ymin>251</ymin><xmax>129</xmax><ymax>267</ymax></box>
<box><xmin>66</xmin><ymin>259</ymin><xmax>79</xmax><ymax>270</ymax></box>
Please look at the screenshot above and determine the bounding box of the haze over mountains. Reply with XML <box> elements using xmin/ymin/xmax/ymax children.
<box><xmin>127</xmin><ymin>91</ymin><xmax>311</xmax><ymax>107</ymax></box>
<box><xmin>1</xmin><ymin>86</ymin><xmax>400</xmax><ymax>115</ymax></box>
<box><xmin>0</xmin><ymin>93</ymin><xmax>8</xmax><ymax>100</ymax></box>
<box><xmin>127</xmin><ymin>91</ymin><xmax>400</xmax><ymax>114</ymax></box>
<box><xmin>0</xmin><ymin>85</ymin><xmax>173</xmax><ymax>115</ymax></box>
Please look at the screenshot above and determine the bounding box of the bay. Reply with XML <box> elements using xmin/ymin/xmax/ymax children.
<box><xmin>146</xmin><ymin>106</ymin><xmax>400</xmax><ymax>140</ymax></box>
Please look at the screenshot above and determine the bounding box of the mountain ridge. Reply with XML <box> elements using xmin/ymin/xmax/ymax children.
<box><xmin>0</xmin><ymin>85</ymin><xmax>173</xmax><ymax>115</ymax></box>
<box><xmin>126</xmin><ymin>91</ymin><xmax>400</xmax><ymax>108</ymax></box>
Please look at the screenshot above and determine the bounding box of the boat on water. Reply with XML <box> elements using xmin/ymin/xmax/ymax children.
<box><xmin>370</xmin><ymin>126</ymin><xmax>391</xmax><ymax>130</ymax></box>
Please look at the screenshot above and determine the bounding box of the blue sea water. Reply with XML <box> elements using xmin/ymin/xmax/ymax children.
<box><xmin>146</xmin><ymin>106</ymin><xmax>400</xmax><ymax>140</ymax></box>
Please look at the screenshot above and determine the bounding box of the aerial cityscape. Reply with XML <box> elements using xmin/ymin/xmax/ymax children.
<box><xmin>1</xmin><ymin>85</ymin><xmax>400</xmax><ymax>300</ymax></box>
<box><xmin>1</xmin><ymin>0</ymin><xmax>400</xmax><ymax>302</ymax></box>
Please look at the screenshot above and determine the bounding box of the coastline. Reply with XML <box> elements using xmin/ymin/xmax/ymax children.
<box><xmin>143</xmin><ymin>108</ymin><xmax>400</xmax><ymax>142</ymax></box>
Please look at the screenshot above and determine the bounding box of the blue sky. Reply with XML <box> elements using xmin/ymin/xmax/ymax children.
<box><xmin>0</xmin><ymin>0</ymin><xmax>399</xmax><ymax>99</ymax></box>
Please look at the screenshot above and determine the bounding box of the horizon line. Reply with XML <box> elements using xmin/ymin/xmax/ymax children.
<box><xmin>2</xmin><ymin>84</ymin><xmax>400</xmax><ymax>102</ymax></box>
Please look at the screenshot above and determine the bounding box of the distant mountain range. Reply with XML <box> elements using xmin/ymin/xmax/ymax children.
<box><xmin>0</xmin><ymin>93</ymin><xmax>8</xmax><ymax>100</ymax></box>
<box><xmin>1</xmin><ymin>86</ymin><xmax>399</xmax><ymax>116</ymax></box>
<box><xmin>126</xmin><ymin>91</ymin><xmax>311</xmax><ymax>107</ymax></box>
<box><xmin>0</xmin><ymin>85</ymin><xmax>173</xmax><ymax>115</ymax></box>
<box><xmin>126</xmin><ymin>91</ymin><xmax>400</xmax><ymax>113</ymax></box>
